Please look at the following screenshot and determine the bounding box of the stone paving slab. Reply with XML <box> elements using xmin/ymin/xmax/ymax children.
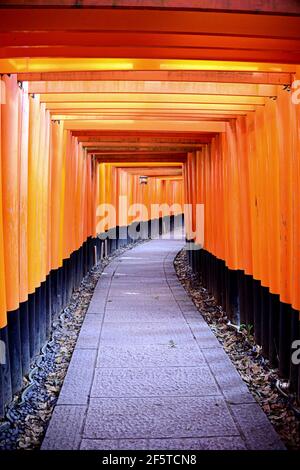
<box><xmin>91</xmin><ymin>366</ymin><xmax>219</xmax><ymax>398</ymax></box>
<box><xmin>188</xmin><ymin>322</ymin><xmax>224</xmax><ymax>349</ymax></box>
<box><xmin>229</xmin><ymin>403</ymin><xmax>285</xmax><ymax>450</ymax></box>
<box><xmin>86</xmin><ymin>298</ymin><xmax>107</xmax><ymax>315</ymax></box>
<box><xmin>182</xmin><ymin>311</ymin><xmax>207</xmax><ymax>322</ymax></box>
<box><xmin>105</xmin><ymin>302</ymin><xmax>181</xmax><ymax>312</ymax></box>
<box><xmin>100</xmin><ymin>322</ymin><xmax>195</xmax><ymax>344</ymax></box>
<box><xmin>110</xmin><ymin>279</ymin><xmax>170</xmax><ymax>285</ymax></box>
<box><xmin>75</xmin><ymin>315</ymin><xmax>103</xmax><ymax>349</ymax></box>
<box><xmin>83</xmin><ymin>396</ymin><xmax>239</xmax><ymax>439</ymax></box>
<box><xmin>201</xmin><ymin>348</ymin><xmax>255</xmax><ymax>404</ymax></box>
<box><xmin>103</xmin><ymin>309</ymin><xmax>184</xmax><ymax>323</ymax></box>
<box><xmin>96</xmin><ymin>344</ymin><xmax>204</xmax><ymax>368</ymax></box>
<box><xmin>41</xmin><ymin>405</ymin><xmax>86</xmax><ymax>450</ymax></box>
<box><xmin>43</xmin><ymin>237</ymin><xmax>285</xmax><ymax>450</ymax></box>
<box><xmin>56</xmin><ymin>349</ymin><xmax>97</xmax><ymax>405</ymax></box>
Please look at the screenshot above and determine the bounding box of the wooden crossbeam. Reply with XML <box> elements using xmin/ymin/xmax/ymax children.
<box><xmin>28</xmin><ymin>81</ymin><xmax>278</xmax><ymax>97</ymax></box>
<box><xmin>72</xmin><ymin>133</ymin><xmax>211</xmax><ymax>142</ymax></box>
<box><xmin>88</xmin><ymin>150</ymin><xmax>194</xmax><ymax>155</ymax></box>
<box><xmin>1</xmin><ymin>9</ymin><xmax>299</xmax><ymax>37</ymax></box>
<box><xmin>1</xmin><ymin>1</ymin><xmax>300</xmax><ymax>15</ymax></box>
<box><xmin>82</xmin><ymin>143</ymin><xmax>205</xmax><ymax>150</ymax></box>
<box><xmin>94</xmin><ymin>154</ymin><xmax>187</xmax><ymax>163</ymax></box>
<box><xmin>63</xmin><ymin>120</ymin><xmax>226</xmax><ymax>132</ymax></box>
<box><xmin>116</xmin><ymin>167</ymin><xmax>182</xmax><ymax>176</ymax></box>
<box><xmin>40</xmin><ymin>93</ymin><xmax>266</xmax><ymax>105</ymax></box>
<box><xmin>18</xmin><ymin>71</ymin><xmax>293</xmax><ymax>85</ymax></box>
<box><xmin>52</xmin><ymin>114</ymin><xmax>242</xmax><ymax>122</ymax></box>
<box><xmin>72</xmin><ymin>131</ymin><xmax>213</xmax><ymax>140</ymax></box>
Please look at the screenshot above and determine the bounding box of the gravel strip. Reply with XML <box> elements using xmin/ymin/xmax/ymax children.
<box><xmin>0</xmin><ymin>239</ymin><xmax>145</xmax><ymax>450</ymax></box>
<box><xmin>174</xmin><ymin>249</ymin><xmax>300</xmax><ymax>450</ymax></box>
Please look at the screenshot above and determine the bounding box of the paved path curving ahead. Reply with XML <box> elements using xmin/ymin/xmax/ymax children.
<box><xmin>42</xmin><ymin>235</ymin><xmax>284</xmax><ymax>450</ymax></box>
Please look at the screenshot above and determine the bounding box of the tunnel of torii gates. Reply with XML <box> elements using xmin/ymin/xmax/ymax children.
<box><xmin>0</xmin><ymin>0</ymin><xmax>300</xmax><ymax>416</ymax></box>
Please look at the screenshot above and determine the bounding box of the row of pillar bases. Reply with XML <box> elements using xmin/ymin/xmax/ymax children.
<box><xmin>0</xmin><ymin>236</ymin><xmax>95</xmax><ymax>418</ymax></box>
<box><xmin>188</xmin><ymin>245</ymin><xmax>300</xmax><ymax>404</ymax></box>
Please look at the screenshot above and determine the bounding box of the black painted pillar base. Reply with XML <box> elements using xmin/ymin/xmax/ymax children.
<box><xmin>19</xmin><ymin>301</ymin><xmax>30</xmax><ymax>377</ymax></box>
<box><xmin>7</xmin><ymin>309</ymin><xmax>23</xmax><ymax>394</ymax></box>
<box><xmin>0</xmin><ymin>326</ymin><xmax>12</xmax><ymax>416</ymax></box>
<box><xmin>187</xmin><ymin>244</ymin><xmax>300</xmax><ymax>402</ymax></box>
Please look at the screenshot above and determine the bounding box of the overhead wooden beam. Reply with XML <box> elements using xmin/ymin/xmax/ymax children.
<box><xmin>7</xmin><ymin>49</ymin><xmax>298</xmax><ymax>65</ymax></box>
<box><xmin>28</xmin><ymin>81</ymin><xmax>278</xmax><ymax>97</ymax></box>
<box><xmin>152</xmin><ymin>176</ymin><xmax>183</xmax><ymax>181</ymax></box>
<box><xmin>1</xmin><ymin>35</ymin><xmax>299</xmax><ymax>62</ymax></box>
<box><xmin>3</xmin><ymin>58</ymin><xmax>294</xmax><ymax>75</ymax></box>
<box><xmin>51</xmin><ymin>114</ymin><xmax>242</xmax><ymax>122</ymax></box>
<box><xmin>1</xmin><ymin>9</ymin><xmax>299</xmax><ymax>37</ymax></box>
<box><xmin>82</xmin><ymin>143</ymin><xmax>205</xmax><ymax>150</ymax></box>
<box><xmin>17</xmin><ymin>70</ymin><xmax>293</xmax><ymax>85</ymax></box>
<box><xmin>48</xmin><ymin>103</ymin><xmax>256</xmax><ymax>115</ymax></box>
<box><xmin>115</xmin><ymin>165</ymin><xmax>182</xmax><ymax>170</ymax></box>
<box><xmin>94</xmin><ymin>154</ymin><xmax>187</xmax><ymax>163</ymax></box>
<box><xmin>71</xmin><ymin>131</ymin><xmax>212</xmax><ymax>140</ymax></box>
<box><xmin>86</xmin><ymin>146</ymin><xmax>202</xmax><ymax>152</ymax></box>
<box><xmin>112</xmin><ymin>162</ymin><xmax>182</xmax><ymax>167</ymax></box>
<box><xmin>53</xmin><ymin>116</ymin><xmax>242</xmax><ymax>123</ymax></box>
<box><xmin>1</xmin><ymin>1</ymin><xmax>300</xmax><ymax>16</ymax></box>
<box><xmin>3</xmin><ymin>45</ymin><xmax>300</xmax><ymax>63</ymax></box>
<box><xmin>116</xmin><ymin>167</ymin><xmax>182</xmax><ymax>176</ymax></box>
<box><xmin>50</xmin><ymin>111</ymin><xmax>248</xmax><ymax>119</ymax></box>
<box><xmin>40</xmin><ymin>92</ymin><xmax>266</xmax><ymax>105</ymax></box>
<box><xmin>62</xmin><ymin>120</ymin><xmax>226</xmax><ymax>132</ymax></box>
<box><xmin>88</xmin><ymin>150</ymin><xmax>193</xmax><ymax>155</ymax></box>
<box><xmin>49</xmin><ymin>109</ymin><xmax>249</xmax><ymax>115</ymax></box>
<box><xmin>72</xmin><ymin>133</ymin><xmax>211</xmax><ymax>142</ymax></box>
<box><xmin>10</xmin><ymin>47</ymin><xmax>300</xmax><ymax>65</ymax></box>
<box><xmin>46</xmin><ymin>102</ymin><xmax>256</xmax><ymax>111</ymax></box>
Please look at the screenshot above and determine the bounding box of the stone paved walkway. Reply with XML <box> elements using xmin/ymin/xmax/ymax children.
<box><xmin>42</xmin><ymin>235</ymin><xmax>284</xmax><ymax>450</ymax></box>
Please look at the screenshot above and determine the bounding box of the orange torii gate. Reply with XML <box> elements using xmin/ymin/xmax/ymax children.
<box><xmin>0</xmin><ymin>0</ymin><xmax>300</xmax><ymax>417</ymax></box>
